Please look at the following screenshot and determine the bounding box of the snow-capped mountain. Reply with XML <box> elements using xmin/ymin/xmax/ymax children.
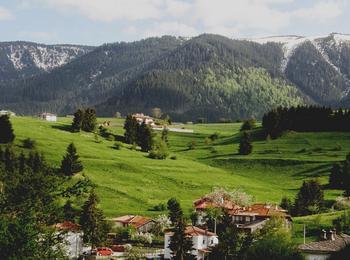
<box><xmin>246</xmin><ymin>33</ymin><xmax>350</xmax><ymax>72</ymax></box>
<box><xmin>0</xmin><ymin>41</ymin><xmax>94</xmax><ymax>81</ymax></box>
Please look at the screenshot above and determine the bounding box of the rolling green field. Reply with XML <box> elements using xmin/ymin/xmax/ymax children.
<box><xmin>5</xmin><ymin>116</ymin><xmax>348</xmax><ymax>225</ymax></box>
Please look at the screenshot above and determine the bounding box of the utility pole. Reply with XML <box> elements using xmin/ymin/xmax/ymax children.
<box><xmin>303</xmin><ymin>224</ymin><xmax>306</xmax><ymax>244</ymax></box>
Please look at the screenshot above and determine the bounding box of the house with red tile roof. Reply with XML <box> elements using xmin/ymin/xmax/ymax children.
<box><xmin>55</xmin><ymin>221</ymin><xmax>83</xmax><ymax>258</ymax></box>
<box><xmin>110</xmin><ymin>215</ymin><xmax>155</xmax><ymax>233</ymax></box>
<box><xmin>194</xmin><ymin>195</ymin><xmax>291</xmax><ymax>233</ymax></box>
<box><xmin>164</xmin><ymin>226</ymin><xmax>218</xmax><ymax>260</ymax></box>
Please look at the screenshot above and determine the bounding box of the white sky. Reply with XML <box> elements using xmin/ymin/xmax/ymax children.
<box><xmin>0</xmin><ymin>0</ymin><xmax>348</xmax><ymax>45</ymax></box>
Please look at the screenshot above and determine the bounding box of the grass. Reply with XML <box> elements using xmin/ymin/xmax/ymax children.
<box><xmin>5</xmin><ymin>117</ymin><xmax>348</xmax><ymax>229</ymax></box>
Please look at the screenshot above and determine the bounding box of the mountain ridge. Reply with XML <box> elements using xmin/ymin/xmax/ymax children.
<box><xmin>1</xmin><ymin>33</ymin><xmax>350</xmax><ymax>121</ymax></box>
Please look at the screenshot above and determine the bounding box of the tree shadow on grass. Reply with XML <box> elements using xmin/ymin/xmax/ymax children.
<box><xmin>292</xmin><ymin>164</ymin><xmax>332</xmax><ymax>179</ymax></box>
<box><xmin>51</xmin><ymin>124</ymin><xmax>73</xmax><ymax>132</ymax></box>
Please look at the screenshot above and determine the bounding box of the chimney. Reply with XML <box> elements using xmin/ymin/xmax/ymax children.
<box><xmin>321</xmin><ymin>229</ymin><xmax>327</xmax><ymax>240</ymax></box>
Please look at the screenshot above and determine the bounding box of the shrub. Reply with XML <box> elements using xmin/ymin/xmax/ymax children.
<box><xmin>130</xmin><ymin>232</ymin><xmax>153</xmax><ymax>245</ymax></box>
<box><xmin>240</xmin><ymin>118</ymin><xmax>256</xmax><ymax>132</ymax></box>
<box><xmin>209</xmin><ymin>133</ymin><xmax>219</xmax><ymax>141</ymax></box>
<box><xmin>152</xmin><ymin>203</ymin><xmax>167</xmax><ymax>211</ymax></box>
<box><xmin>187</xmin><ymin>140</ymin><xmax>196</xmax><ymax>150</ymax></box>
<box><xmin>22</xmin><ymin>138</ymin><xmax>36</xmax><ymax>149</ymax></box>
<box><xmin>113</xmin><ymin>141</ymin><xmax>123</xmax><ymax>150</ymax></box>
<box><xmin>149</xmin><ymin>140</ymin><xmax>169</xmax><ymax>159</ymax></box>
<box><xmin>333</xmin><ymin>197</ymin><xmax>350</xmax><ymax>210</ymax></box>
<box><xmin>209</xmin><ymin>146</ymin><xmax>217</xmax><ymax>154</ymax></box>
<box><xmin>170</xmin><ymin>155</ymin><xmax>177</xmax><ymax>160</ymax></box>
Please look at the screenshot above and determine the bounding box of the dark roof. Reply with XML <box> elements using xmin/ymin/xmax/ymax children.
<box><xmin>299</xmin><ymin>234</ymin><xmax>350</xmax><ymax>253</ymax></box>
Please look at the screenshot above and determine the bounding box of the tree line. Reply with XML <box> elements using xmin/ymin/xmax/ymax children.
<box><xmin>263</xmin><ymin>106</ymin><xmax>350</xmax><ymax>139</ymax></box>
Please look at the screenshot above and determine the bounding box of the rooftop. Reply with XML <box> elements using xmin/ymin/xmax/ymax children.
<box><xmin>166</xmin><ymin>225</ymin><xmax>217</xmax><ymax>237</ymax></box>
<box><xmin>299</xmin><ymin>234</ymin><xmax>350</xmax><ymax>253</ymax></box>
<box><xmin>110</xmin><ymin>215</ymin><xmax>153</xmax><ymax>228</ymax></box>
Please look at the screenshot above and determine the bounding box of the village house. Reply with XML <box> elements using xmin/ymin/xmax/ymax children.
<box><xmin>164</xmin><ymin>225</ymin><xmax>218</xmax><ymax>260</ymax></box>
<box><xmin>40</xmin><ymin>112</ymin><xmax>57</xmax><ymax>122</ymax></box>
<box><xmin>110</xmin><ymin>215</ymin><xmax>155</xmax><ymax>233</ymax></box>
<box><xmin>55</xmin><ymin>221</ymin><xmax>83</xmax><ymax>259</ymax></box>
<box><xmin>0</xmin><ymin>110</ymin><xmax>16</xmax><ymax>116</ymax></box>
<box><xmin>194</xmin><ymin>196</ymin><xmax>291</xmax><ymax>233</ymax></box>
<box><xmin>132</xmin><ymin>113</ymin><xmax>155</xmax><ymax>127</ymax></box>
<box><xmin>298</xmin><ymin>230</ymin><xmax>350</xmax><ymax>260</ymax></box>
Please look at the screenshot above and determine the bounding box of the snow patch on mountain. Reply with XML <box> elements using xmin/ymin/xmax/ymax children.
<box><xmin>3</xmin><ymin>43</ymin><xmax>92</xmax><ymax>72</ymax></box>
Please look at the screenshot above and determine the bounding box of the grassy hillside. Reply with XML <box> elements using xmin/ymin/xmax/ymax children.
<box><xmin>6</xmin><ymin>116</ymin><xmax>348</xmax><ymax>220</ymax></box>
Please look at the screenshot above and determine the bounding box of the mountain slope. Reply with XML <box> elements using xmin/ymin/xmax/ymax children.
<box><xmin>1</xmin><ymin>33</ymin><xmax>350</xmax><ymax>121</ymax></box>
<box><xmin>0</xmin><ymin>41</ymin><xmax>94</xmax><ymax>81</ymax></box>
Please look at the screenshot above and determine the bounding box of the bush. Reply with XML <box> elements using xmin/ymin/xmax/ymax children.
<box><xmin>170</xmin><ymin>155</ymin><xmax>177</xmax><ymax>160</ymax></box>
<box><xmin>130</xmin><ymin>232</ymin><xmax>153</xmax><ymax>245</ymax></box>
<box><xmin>22</xmin><ymin>138</ymin><xmax>36</xmax><ymax>149</ymax></box>
<box><xmin>187</xmin><ymin>140</ymin><xmax>196</xmax><ymax>150</ymax></box>
<box><xmin>240</xmin><ymin>119</ymin><xmax>256</xmax><ymax>132</ymax></box>
<box><xmin>333</xmin><ymin>197</ymin><xmax>350</xmax><ymax>210</ymax></box>
<box><xmin>114</xmin><ymin>141</ymin><xmax>123</xmax><ymax>150</ymax></box>
<box><xmin>152</xmin><ymin>203</ymin><xmax>167</xmax><ymax>211</ymax></box>
<box><xmin>209</xmin><ymin>146</ymin><xmax>217</xmax><ymax>154</ymax></box>
<box><xmin>149</xmin><ymin>140</ymin><xmax>169</xmax><ymax>159</ymax></box>
<box><xmin>209</xmin><ymin>132</ymin><xmax>219</xmax><ymax>141</ymax></box>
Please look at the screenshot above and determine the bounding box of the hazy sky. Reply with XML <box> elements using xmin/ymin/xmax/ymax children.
<box><xmin>0</xmin><ymin>0</ymin><xmax>349</xmax><ymax>45</ymax></box>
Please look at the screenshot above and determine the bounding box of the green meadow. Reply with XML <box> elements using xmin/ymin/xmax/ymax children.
<box><xmin>6</xmin><ymin>116</ymin><xmax>348</xmax><ymax>231</ymax></box>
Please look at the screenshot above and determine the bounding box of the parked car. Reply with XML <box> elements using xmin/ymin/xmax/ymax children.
<box><xmin>96</xmin><ymin>247</ymin><xmax>113</xmax><ymax>256</ymax></box>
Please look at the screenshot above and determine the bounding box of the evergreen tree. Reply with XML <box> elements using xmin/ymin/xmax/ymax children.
<box><xmin>149</xmin><ymin>139</ymin><xmax>169</xmax><ymax>159</ymax></box>
<box><xmin>62</xmin><ymin>200</ymin><xmax>78</xmax><ymax>222</ymax></box>
<box><xmin>161</xmin><ymin>128</ymin><xmax>169</xmax><ymax>145</ymax></box>
<box><xmin>169</xmin><ymin>217</ymin><xmax>195</xmax><ymax>260</ymax></box>
<box><xmin>71</xmin><ymin>109</ymin><xmax>84</xmax><ymax>132</ymax></box>
<box><xmin>124</xmin><ymin>115</ymin><xmax>138</xmax><ymax>144</ymax></box>
<box><xmin>0</xmin><ymin>115</ymin><xmax>15</xmax><ymax>144</ymax></box>
<box><xmin>294</xmin><ymin>179</ymin><xmax>324</xmax><ymax>216</ymax></box>
<box><xmin>210</xmin><ymin>211</ymin><xmax>252</xmax><ymax>259</ymax></box>
<box><xmin>60</xmin><ymin>143</ymin><xmax>83</xmax><ymax>176</ymax></box>
<box><xmin>239</xmin><ymin>131</ymin><xmax>253</xmax><ymax>155</ymax></box>
<box><xmin>82</xmin><ymin>108</ymin><xmax>97</xmax><ymax>132</ymax></box>
<box><xmin>329</xmin><ymin>163</ymin><xmax>343</xmax><ymax>188</ymax></box>
<box><xmin>167</xmin><ymin>198</ymin><xmax>194</xmax><ymax>259</ymax></box>
<box><xmin>137</xmin><ymin>122</ymin><xmax>154</xmax><ymax>152</ymax></box>
<box><xmin>79</xmin><ymin>191</ymin><xmax>110</xmax><ymax>249</ymax></box>
<box><xmin>167</xmin><ymin>198</ymin><xmax>183</xmax><ymax>225</ymax></box>
<box><xmin>280</xmin><ymin>196</ymin><xmax>293</xmax><ymax>213</ymax></box>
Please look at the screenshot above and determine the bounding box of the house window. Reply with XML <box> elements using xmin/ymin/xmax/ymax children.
<box><xmin>203</xmin><ymin>239</ymin><xmax>205</xmax><ymax>244</ymax></box>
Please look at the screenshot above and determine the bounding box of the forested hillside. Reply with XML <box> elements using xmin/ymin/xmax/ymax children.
<box><xmin>1</xmin><ymin>34</ymin><xmax>350</xmax><ymax>121</ymax></box>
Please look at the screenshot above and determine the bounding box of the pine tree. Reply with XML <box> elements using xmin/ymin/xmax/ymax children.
<box><xmin>124</xmin><ymin>115</ymin><xmax>138</xmax><ymax>144</ymax></box>
<box><xmin>167</xmin><ymin>198</ymin><xmax>194</xmax><ymax>259</ymax></box>
<box><xmin>161</xmin><ymin>128</ymin><xmax>169</xmax><ymax>145</ymax></box>
<box><xmin>239</xmin><ymin>131</ymin><xmax>253</xmax><ymax>155</ymax></box>
<box><xmin>329</xmin><ymin>163</ymin><xmax>343</xmax><ymax>188</ymax></box>
<box><xmin>79</xmin><ymin>191</ymin><xmax>109</xmax><ymax>249</ymax></box>
<box><xmin>167</xmin><ymin>198</ymin><xmax>183</xmax><ymax>225</ymax></box>
<box><xmin>0</xmin><ymin>115</ymin><xmax>15</xmax><ymax>144</ymax></box>
<box><xmin>71</xmin><ymin>109</ymin><xmax>84</xmax><ymax>132</ymax></box>
<box><xmin>137</xmin><ymin>122</ymin><xmax>154</xmax><ymax>152</ymax></box>
<box><xmin>60</xmin><ymin>143</ymin><xmax>83</xmax><ymax>176</ymax></box>
<box><xmin>294</xmin><ymin>179</ymin><xmax>324</xmax><ymax>216</ymax></box>
<box><xmin>82</xmin><ymin>108</ymin><xmax>97</xmax><ymax>132</ymax></box>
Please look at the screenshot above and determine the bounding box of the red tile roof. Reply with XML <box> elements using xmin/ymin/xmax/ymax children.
<box><xmin>111</xmin><ymin>215</ymin><xmax>153</xmax><ymax>229</ymax></box>
<box><xmin>55</xmin><ymin>221</ymin><xmax>81</xmax><ymax>231</ymax></box>
<box><xmin>166</xmin><ymin>226</ymin><xmax>217</xmax><ymax>237</ymax></box>
<box><xmin>228</xmin><ymin>203</ymin><xmax>290</xmax><ymax>219</ymax></box>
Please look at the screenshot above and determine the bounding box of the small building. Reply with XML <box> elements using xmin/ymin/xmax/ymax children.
<box><xmin>40</xmin><ymin>112</ymin><xmax>57</xmax><ymax>122</ymax></box>
<box><xmin>132</xmin><ymin>113</ymin><xmax>155</xmax><ymax>126</ymax></box>
<box><xmin>298</xmin><ymin>230</ymin><xmax>350</xmax><ymax>260</ymax></box>
<box><xmin>164</xmin><ymin>225</ymin><xmax>218</xmax><ymax>260</ymax></box>
<box><xmin>0</xmin><ymin>110</ymin><xmax>16</xmax><ymax>116</ymax></box>
<box><xmin>55</xmin><ymin>221</ymin><xmax>83</xmax><ymax>259</ymax></box>
<box><xmin>110</xmin><ymin>215</ymin><xmax>155</xmax><ymax>233</ymax></box>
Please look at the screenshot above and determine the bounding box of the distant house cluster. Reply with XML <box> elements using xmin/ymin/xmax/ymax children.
<box><xmin>132</xmin><ymin>113</ymin><xmax>155</xmax><ymax>127</ymax></box>
<box><xmin>39</xmin><ymin>112</ymin><xmax>57</xmax><ymax>122</ymax></box>
<box><xmin>194</xmin><ymin>195</ymin><xmax>291</xmax><ymax>233</ymax></box>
